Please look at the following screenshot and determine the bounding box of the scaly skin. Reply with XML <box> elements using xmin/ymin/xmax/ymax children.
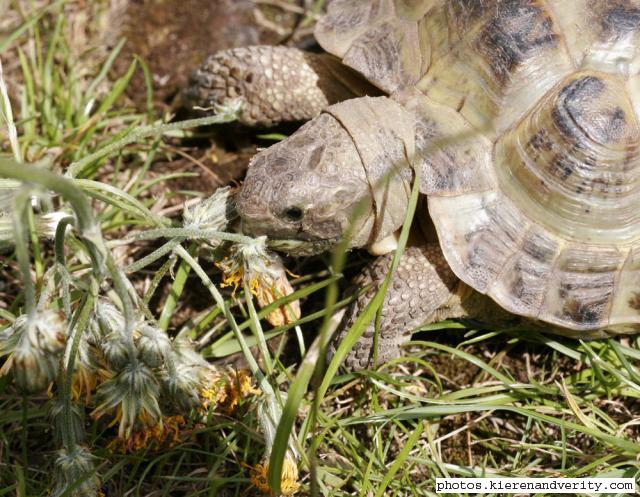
<box><xmin>329</xmin><ymin>243</ymin><xmax>458</xmax><ymax>371</ymax></box>
<box><xmin>329</xmin><ymin>243</ymin><xmax>512</xmax><ymax>371</ymax></box>
<box><xmin>182</xmin><ymin>46</ymin><xmax>378</xmax><ymax>126</ymax></box>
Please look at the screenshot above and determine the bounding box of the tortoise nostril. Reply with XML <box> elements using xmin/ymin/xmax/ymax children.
<box><xmin>283</xmin><ymin>206</ymin><xmax>304</xmax><ymax>222</ymax></box>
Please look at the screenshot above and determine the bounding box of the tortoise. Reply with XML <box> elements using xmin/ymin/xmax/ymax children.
<box><xmin>185</xmin><ymin>0</ymin><xmax>640</xmax><ymax>370</ymax></box>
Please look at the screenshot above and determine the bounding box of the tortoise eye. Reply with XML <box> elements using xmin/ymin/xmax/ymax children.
<box><xmin>282</xmin><ymin>206</ymin><xmax>304</xmax><ymax>222</ymax></box>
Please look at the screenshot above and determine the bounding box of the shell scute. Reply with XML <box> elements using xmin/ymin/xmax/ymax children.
<box><xmin>317</xmin><ymin>0</ymin><xmax>640</xmax><ymax>331</ymax></box>
<box><xmin>495</xmin><ymin>70</ymin><xmax>640</xmax><ymax>244</ymax></box>
<box><xmin>393</xmin><ymin>0</ymin><xmax>435</xmax><ymax>20</ymax></box>
<box><xmin>494</xmin><ymin>228</ymin><xmax>559</xmax><ymax>316</ymax></box>
<box><xmin>417</xmin><ymin>0</ymin><xmax>573</xmax><ymax>133</ymax></box>
<box><xmin>402</xmin><ymin>93</ymin><xmax>495</xmax><ymax>195</ymax></box>
<box><xmin>342</xmin><ymin>19</ymin><xmax>422</xmax><ymax>93</ymax></box>
<box><xmin>477</xmin><ymin>0</ymin><xmax>560</xmax><ymax>83</ymax></box>
<box><xmin>315</xmin><ymin>0</ymin><xmax>394</xmax><ymax>58</ymax></box>
<box><xmin>542</xmin><ymin>246</ymin><xmax>622</xmax><ymax>329</ymax></box>
<box><xmin>599</xmin><ymin>1</ymin><xmax>640</xmax><ymax>39</ymax></box>
<box><xmin>429</xmin><ymin>192</ymin><xmax>529</xmax><ymax>293</ymax></box>
<box><xmin>551</xmin><ymin>75</ymin><xmax>630</xmax><ymax>148</ymax></box>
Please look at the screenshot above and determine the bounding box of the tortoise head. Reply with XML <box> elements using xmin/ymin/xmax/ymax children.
<box><xmin>238</xmin><ymin>97</ymin><xmax>415</xmax><ymax>255</ymax></box>
<box><xmin>237</xmin><ymin>113</ymin><xmax>377</xmax><ymax>255</ymax></box>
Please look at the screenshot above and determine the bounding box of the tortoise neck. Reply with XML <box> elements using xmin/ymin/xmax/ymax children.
<box><xmin>324</xmin><ymin>96</ymin><xmax>416</xmax><ymax>248</ymax></box>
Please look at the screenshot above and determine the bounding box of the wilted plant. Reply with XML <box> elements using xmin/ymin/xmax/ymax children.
<box><xmin>158</xmin><ymin>340</ymin><xmax>211</xmax><ymax>411</ymax></box>
<box><xmin>52</xmin><ymin>446</ymin><xmax>101</xmax><ymax>497</ymax></box>
<box><xmin>0</xmin><ymin>310</ymin><xmax>67</xmax><ymax>392</ymax></box>
<box><xmin>106</xmin><ymin>414</ymin><xmax>187</xmax><ymax>454</ymax></box>
<box><xmin>0</xmin><ymin>22</ymin><xmax>300</xmax><ymax>491</ymax></box>
<box><xmin>218</xmin><ymin>236</ymin><xmax>301</xmax><ymax>327</ymax></box>
<box><xmin>92</xmin><ymin>360</ymin><xmax>162</xmax><ymax>439</ymax></box>
<box><xmin>250</xmin><ymin>393</ymin><xmax>301</xmax><ymax>496</ymax></box>
<box><xmin>182</xmin><ymin>185</ymin><xmax>238</xmax><ymax>235</ymax></box>
<box><xmin>0</xmin><ymin>208</ymin><xmax>69</xmax><ymax>250</ymax></box>
<box><xmin>136</xmin><ymin>323</ymin><xmax>173</xmax><ymax>368</ymax></box>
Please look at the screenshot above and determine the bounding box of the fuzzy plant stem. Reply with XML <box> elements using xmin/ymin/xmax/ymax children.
<box><xmin>173</xmin><ymin>244</ymin><xmax>275</xmax><ymax>397</ymax></box>
<box><xmin>125</xmin><ymin>238</ymin><xmax>181</xmax><ymax>274</ymax></box>
<box><xmin>157</xmin><ymin>243</ymin><xmax>196</xmax><ymax>332</ymax></box>
<box><xmin>66</xmin><ymin>113</ymin><xmax>242</xmax><ymax>178</ymax></box>
<box><xmin>54</xmin><ymin>217</ymin><xmax>76</xmax><ymax>317</ymax></box>
<box><xmin>61</xmin><ymin>289</ymin><xmax>96</xmax><ymax>452</ymax></box>
<box><xmin>243</xmin><ymin>280</ymin><xmax>275</xmax><ymax>377</ymax></box>
<box><xmin>130</xmin><ymin>227</ymin><xmax>254</xmax><ymax>245</ymax></box>
<box><xmin>11</xmin><ymin>190</ymin><xmax>36</xmax><ymax>319</ymax></box>
<box><xmin>0</xmin><ymin>159</ymin><xmax>102</xmax><ymax>257</ymax></box>
<box><xmin>0</xmin><ymin>160</ymin><xmax>138</xmax><ymax>360</ymax></box>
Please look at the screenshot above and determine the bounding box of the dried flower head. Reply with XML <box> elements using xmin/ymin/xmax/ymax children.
<box><xmin>91</xmin><ymin>301</ymin><xmax>174</xmax><ymax>372</ymax></box>
<box><xmin>0</xmin><ymin>210</ymin><xmax>70</xmax><ymax>250</ymax></box>
<box><xmin>0</xmin><ymin>311</ymin><xmax>67</xmax><ymax>392</ymax></box>
<box><xmin>92</xmin><ymin>362</ymin><xmax>162</xmax><ymax>439</ymax></box>
<box><xmin>90</xmin><ymin>301</ymin><xmax>130</xmax><ymax>370</ymax></box>
<box><xmin>159</xmin><ymin>361</ymin><xmax>203</xmax><ymax>411</ymax></box>
<box><xmin>218</xmin><ymin>237</ymin><xmax>300</xmax><ymax>326</ymax></box>
<box><xmin>250</xmin><ymin>455</ymin><xmax>300</xmax><ymax>496</ymax></box>
<box><xmin>49</xmin><ymin>397</ymin><xmax>86</xmax><ymax>446</ymax></box>
<box><xmin>199</xmin><ymin>368</ymin><xmax>261</xmax><ymax>415</ymax></box>
<box><xmin>190</xmin><ymin>97</ymin><xmax>244</xmax><ymax>119</ymax></box>
<box><xmin>107</xmin><ymin>415</ymin><xmax>187</xmax><ymax>454</ymax></box>
<box><xmin>53</xmin><ymin>445</ymin><xmax>101</xmax><ymax>497</ymax></box>
<box><xmin>183</xmin><ymin>186</ymin><xmax>237</xmax><ymax>234</ymax></box>
<box><xmin>100</xmin><ymin>331</ymin><xmax>130</xmax><ymax>371</ymax></box>
<box><xmin>136</xmin><ymin>323</ymin><xmax>172</xmax><ymax>368</ymax></box>
<box><xmin>83</xmin><ymin>301</ymin><xmax>114</xmax><ymax>350</ymax></box>
<box><xmin>94</xmin><ymin>301</ymin><xmax>126</xmax><ymax>338</ymax></box>
<box><xmin>159</xmin><ymin>339</ymin><xmax>223</xmax><ymax>412</ymax></box>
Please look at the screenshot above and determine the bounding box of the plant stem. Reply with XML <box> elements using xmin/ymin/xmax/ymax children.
<box><xmin>157</xmin><ymin>243</ymin><xmax>195</xmax><ymax>331</ymax></box>
<box><xmin>131</xmin><ymin>227</ymin><xmax>254</xmax><ymax>245</ymax></box>
<box><xmin>0</xmin><ymin>159</ymin><xmax>138</xmax><ymax>360</ymax></box>
<box><xmin>11</xmin><ymin>190</ymin><xmax>36</xmax><ymax>319</ymax></box>
<box><xmin>173</xmin><ymin>244</ymin><xmax>274</xmax><ymax>396</ymax></box>
<box><xmin>66</xmin><ymin>113</ymin><xmax>241</xmax><ymax>178</ymax></box>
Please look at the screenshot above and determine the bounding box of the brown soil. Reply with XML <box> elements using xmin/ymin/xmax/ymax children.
<box><xmin>105</xmin><ymin>0</ymin><xmax>307</xmax><ymax>194</ymax></box>
<box><xmin>114</xmin><ymin>0</ymin><xmax>298</xmax><ymax>109</ymax></box>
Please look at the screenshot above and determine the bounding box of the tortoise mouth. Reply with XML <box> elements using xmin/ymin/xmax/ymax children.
<box><xmin>266</xmin><ymin>237</ymin><xmax>339</xmax><ymax>256</ymax></box>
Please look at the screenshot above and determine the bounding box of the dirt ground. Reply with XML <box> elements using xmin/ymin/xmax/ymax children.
<box><xmin>124</xmin><ymin>0</ymin><xmax>317</xmax><ymax>192</ymax></box>
<box><xmin>115</xmin><ymin>0</ymin><xmax>302</xmax><ymax>108</ymax></box>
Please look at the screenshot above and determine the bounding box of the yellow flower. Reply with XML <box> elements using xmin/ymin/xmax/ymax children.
<box><xmin>200</xmin><ymin>369</ymin><xmax>261</xmax><ymax>414</ymax></box>
<box><xmin>250</xmin><ymin>455</ymin><xmax>300</xmax><ymax>496</ymax></box>
<box><xmin>107</xmin><ymin>415</ymin><xmax>187</xmax><ymax>453</ymax></box>
<box><xmin>71</xmin><ymin>363</ymin><xmax>97</xmax><ymax>402</ymax></box>
<box><xmin>250</xmin><ymin>272</ymin><xmax>301</xmax><ymax>328</ymax></box>
<box><xmin>217</xmin><ymin>238</ymin><xmax>301</xmax><ymax>327</ymax></box>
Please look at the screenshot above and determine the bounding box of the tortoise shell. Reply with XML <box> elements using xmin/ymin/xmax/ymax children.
<box><xmin>316</xmin><ymin>0</ymin><xmax>640</xmax><ymax>333</ymax></box>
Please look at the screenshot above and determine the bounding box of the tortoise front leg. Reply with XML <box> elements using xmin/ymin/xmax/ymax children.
<box><xmin>330</xmin><ymin>243</ymin><xmax>468</xmax><ymax>371</ymax></box>
<box><xmin>182</xmin><ymin>46</ymin><xmax>378</xmax><ymax>127</ymax></box>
